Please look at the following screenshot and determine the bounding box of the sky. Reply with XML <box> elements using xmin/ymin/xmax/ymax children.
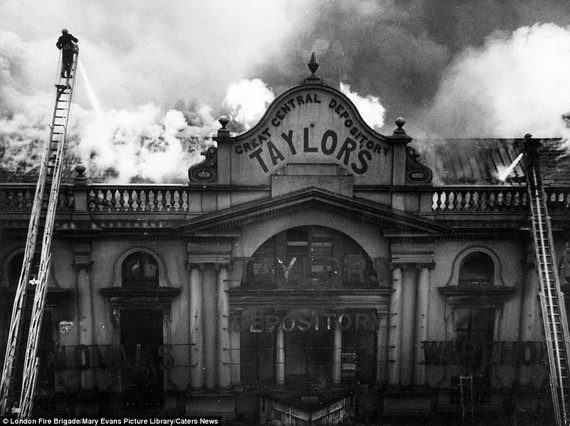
<box><xmin>1</xmin><ymin>0</ymin><xmax>570</xmax><ymax>182</ymax></box>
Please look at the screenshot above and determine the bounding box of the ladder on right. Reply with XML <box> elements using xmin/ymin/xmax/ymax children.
<box><xmin>523</xmin><ymin>135</ymin><xmax>570</xmax><ymax>426</ymax></box>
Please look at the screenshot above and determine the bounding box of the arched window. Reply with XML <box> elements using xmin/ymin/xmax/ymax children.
<box><xmin>458</xmin><ymin>252</ymin><xmax>494</xmax><ymax>286</ymax></box>
<box><xmin>122</xmin><ymin>251</ymin><xmax>159</xmax><ymax>288</ymax></box>
<box><xmin>245</xmin><ymin>226</ymin><xmax>377</xmax><ymax>289</ymax></box>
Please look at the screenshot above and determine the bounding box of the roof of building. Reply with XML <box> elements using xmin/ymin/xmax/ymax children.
<box><xmin>412</xmin><ymin>138</ymin><xmax>569</xmax><ymax>186</ymax></box>
<box><xmin>1</xmin><ymin>138</ymin><xmax>568</xmax><ymax>186</ymax></box>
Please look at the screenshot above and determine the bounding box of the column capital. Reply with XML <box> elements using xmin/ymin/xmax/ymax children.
<box><xmin>390</xmin><ymin>261</ymin><xmax>434</xmax><ymax>271</ymax></box>
<box><xmin>418</xmin><ymin>262</ymin><xmax>436</xmax><ymax>271</ymax></box>
<box><xmin>72</xmin><ymin>261</ymin><xmax>94</xmax><ymax>273</ymax></box>
<box><xmin>186</xmin><ymin>262</ymin><xmax>205</xmax><ymax>272</ymax></box>
<box><xmin>214</xmin><ymin>262</ymin><xmax>233</xmax><ymax>272</ymax></box>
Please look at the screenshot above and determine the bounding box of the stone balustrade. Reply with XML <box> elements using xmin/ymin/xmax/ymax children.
<box><xmin>87</xmin><ymin>186</ymin><xmax>191</xmax><ymax>212</ymax></box>
<box><xmin>0</xmin><ymin>184</ymin><xmax>74</xmax><ymax>212</ymax></box>
<box><xmin>432</xmin><ymin>186</ymin><xmax>570</xmax><ymax>212</ymax></box>
<box><xmin>1</xmin><ymin>184</ymin><xmax>570</xmax><ymax>214</ymax></box>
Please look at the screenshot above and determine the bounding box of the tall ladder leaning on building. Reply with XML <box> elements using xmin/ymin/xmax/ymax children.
<box><xmin>523</xmin><ymin>134</ymin><xmax>570</xmax><ymax>426</ymax></box>
<box><xmin>0</xmin><ymin>47</ymin><xmax>79</xmax><ymax>418</ymax></box>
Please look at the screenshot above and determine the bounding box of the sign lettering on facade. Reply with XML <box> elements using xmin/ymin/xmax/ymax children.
<box><xmin>232</xmin><ymin>89</ymin><xmax>391</xmax><ymax>177</ymax></box>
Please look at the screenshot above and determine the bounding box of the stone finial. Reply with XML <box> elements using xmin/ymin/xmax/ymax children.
<box><xmin>308</xmin><ymin>52</ymin><xmax>319</xmax><ymax>75</ymax></box>
<box><xmin>393</xmin><ymin>117</ymin><xmax>407</xmax><ymax>135</ymax></box>
<box><xmin>219</xmin><ymin>116</ymin><xmax>229</xmax><ymax>129</ymax></box>
<box><xmin>302</xmin><ymin>52</ymin><xmax>321</xmax><ymax>84</ymax></box>
<box><xmin>74</xmin><ymin>162</ymin><xmax>87</xmax><ymax>183</ymax></box>
<box><xmin>218</xmin><ymin>116</ymin><xmax>230</xmax><ymax>137</ymax></box>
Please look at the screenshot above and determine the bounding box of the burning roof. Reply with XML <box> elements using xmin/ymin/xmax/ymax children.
<box><xmin>413</xmin><ymin>138</ymin><xmax>569</xmax><ymax>186</ymax></box>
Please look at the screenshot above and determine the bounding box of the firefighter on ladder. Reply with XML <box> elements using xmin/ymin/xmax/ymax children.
<box><xmin>56</xmin><ymin>29</ymin><xmax>78</xmax><ymax>79</ymax></box>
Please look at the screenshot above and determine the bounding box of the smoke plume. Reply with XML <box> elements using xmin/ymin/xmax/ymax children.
<box><xmin>2</xmin><ymin>1</ymin><xmax>570</xmax><ymax>183</ymax></box>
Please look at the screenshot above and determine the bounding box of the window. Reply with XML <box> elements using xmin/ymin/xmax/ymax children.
<box><xmin>458</xmin><ymin>252</ymin><xmax>494</xmax><ymax>286</ymax></box>
<box><xmin>241</xmin><ymin>332</ymin><xmax>275</xmax><ymax>385</ymax></box>
<box><xmin>246</xmin><ymin>227</ymin><xmax>376</xmax><ymax>288</ymax></box>
<box><xmin>285</xmin><ymin>329</ymin><xmax>333</xmax><ymax>386</ymax></box>
<box><xmin>453</xmin><ymin>307</ymin><xmax>495</xmax><ymax>368</ymax></box>
<box><xmin>342</xmin><ymin>323</ymin><xmax>376</xmax><ymax>383</ymax></box>
<box><xmin>122</xmin><ymin>252</ymin><xmax>159</xmax><ymax>288</ymax></box>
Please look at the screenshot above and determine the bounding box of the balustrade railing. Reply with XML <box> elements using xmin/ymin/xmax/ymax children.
<box><xmin>1</xmin><ymin>184</ymin><xmax>569</xmax><ymax>214</ymax></box>
<box><xmin>0</xmin><ymin>185</ymin><xmax>74</xmax><ymax>212</ymax></box>
<box><xmin>88</xmin><ymin>186</ymin><xmax>191</xmax><ymax>213</ymax></box>
<box><xmin>432</xmin><ymin>186</ymin><xmax>570</xmax><ymax>212</ymax></box>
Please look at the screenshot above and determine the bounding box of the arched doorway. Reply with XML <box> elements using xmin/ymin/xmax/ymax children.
<box><xmin>234</xmin><ymin>226</ymin><xmax>387</xmax><ymax>389</ymax></box>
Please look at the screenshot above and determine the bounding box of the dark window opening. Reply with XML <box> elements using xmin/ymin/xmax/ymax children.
<box><xmin>241</xmin><ymin>332</ymin><xmax>275</xmax><ymax>385</ymax></box>
<box><xmin>459</xmin><ymin>252</ymin><xmax>494</xmax><ymax>286</ymax></box>
<box><xmin>120</xmin><ymin>309</ymin><xmax>164</xmax><ymax>392</ymax></box>
<box><xmin>454</xmin><ymin>307</ymin><xmax>495</xmax><ymax>369</ymax></box>
<box><xmin>285</xmin><ymin>330</ymin><xmax>333</xmax><ymax>388</ymax></box>
<box><xmin>122</xmin><ymin>252</ymin><xmax>159</xmax><ymax>288</ymax></box>
<box><xmin>342</xmin><ymin>331</ymin><xmax>376</xmax><ymax>384</ymax></box>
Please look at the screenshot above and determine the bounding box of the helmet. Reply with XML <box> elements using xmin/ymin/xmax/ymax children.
<box><xmin>62</xmin><ymin>29</ymin><xmax>68</xmax><ymax>34</ymax></box>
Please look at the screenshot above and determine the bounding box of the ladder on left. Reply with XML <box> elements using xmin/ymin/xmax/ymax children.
<box><xmin>0</xmin><ymin>46</ymin><xmax>79</xmax><ymax>418</ymax></box>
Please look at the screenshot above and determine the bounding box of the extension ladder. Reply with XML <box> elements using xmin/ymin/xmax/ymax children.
<box><xmin>0</xmin><ymin>47</ymin><xmax>79</xmax><ymax>418</ymax></box>
<box><xmin>524</xmin><ymin>135</ymin><xmax>570</xmax><ymax>426</ymax></box>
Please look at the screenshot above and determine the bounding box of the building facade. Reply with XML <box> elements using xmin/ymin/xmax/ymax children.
<box><xmin>1</xmin><ymin>62</ymin><xmax>570</xmax><ymax>424</ymax></box>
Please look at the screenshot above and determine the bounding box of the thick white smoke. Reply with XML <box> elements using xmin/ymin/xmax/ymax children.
<box><xmin>222</xmin><ymin>79</ymin><xmax>275</xmax><ymax>131</ymax></box>
<box><xmin>340</xmin><ymin>82</ymin><xmax>385</xmax><ymax>130</ymax></box>
<box><xmin>424</xmin><ymin>23</ymin><xmax>570</xmax><ymax>140</ymax></box>
<box><xmin>73</xmin><ymin>105</ymin><xmax>216</xmax><ymax>183</ymax></box>
<box><xmin>0</xmin><ymin>31</ymin><xmax>281</xmax><ymax>183</ymax></box>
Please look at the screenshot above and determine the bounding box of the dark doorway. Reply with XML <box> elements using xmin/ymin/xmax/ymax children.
<box><xmin>285</xmin><ymin>330</ymin><xmax>333</xmax><ymax>388</ymax></box>
<box><xmin>120</xmin><ymin>309</ymin><xmax>164</xmax><ymax>409</ymax></box>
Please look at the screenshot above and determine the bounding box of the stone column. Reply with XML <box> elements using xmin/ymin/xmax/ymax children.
<box><xmin>73</xmin><ymin>243</ymin><xmax>95</xmax><ymax>391</ymax></box>
<box><xmin>387</xmin><ymin>266</ymin><xmax>403</xmax><ymax>385</ymax></box>
<box><xmin>188</xmin><ymin>263</ymin><xmax>204</xmax><ymax>391</ymax></box>
<box><xmin>400</xmin><ymin>264</ymin><xmax>418</xmax><ymax>386</ymax></box>
<box><xmin>519</xmin><ymin>250</ymin><xmax>537</xmax><ymax>384</ymax></box>
<box><xmin>376</xmin><ymin>311</ymin><xmax>388</xmax><ymax>384</ymax></box>
<box><xmin>216</xmin><ymin>263</ymin><xmax>232</xmax><ymax>391</ymax></box>
<box><xmin>414</xmin><ymin>264</ymin><xmax>432</xmax><ymax>385</ymax></box>
<box><xmin>202</xmin><ymin>266</ymin><xmax>217</xmax><ymax>390</ymax></box>
<box><xmin>332</xmin><ymin>319</ymin><xmax>343</xmax><ymax>386</ymax></box>
<box><xmin>276</xmin><ymin>327</ymin><xmax>285</xmax><ymax>387</ymax></box>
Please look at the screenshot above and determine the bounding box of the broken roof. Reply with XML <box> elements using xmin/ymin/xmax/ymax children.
<box><xmin>412</xmin><ymin>138</ymin><xmax>569</xmax><ymax>186</ymax></box>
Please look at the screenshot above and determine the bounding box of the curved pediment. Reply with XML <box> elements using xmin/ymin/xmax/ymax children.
<box><xmin>215</xmin><ymin>77</ymin><xmax>411</xmax><ymax>187</ymax></box>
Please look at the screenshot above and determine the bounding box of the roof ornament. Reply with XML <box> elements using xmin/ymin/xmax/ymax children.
<box><xmin>308</xmin><ymin>52</ymin><xmax>319</xmax><ymax>75</ymax></box>
<box><xmin>393</xmin><ymin>117</ymin><xmax>407</xmax><ymax>135</ymax></box>
<box><xmin>301</xmin><ymin>52</ymin><xmax>324</xmax><ymax>85</ymax></box>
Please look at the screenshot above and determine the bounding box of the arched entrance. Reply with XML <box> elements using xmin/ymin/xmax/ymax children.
<box><xmin>231</xmin><ymin>226</ymin><xmax>390</xmax><ymax>390</ymax></box>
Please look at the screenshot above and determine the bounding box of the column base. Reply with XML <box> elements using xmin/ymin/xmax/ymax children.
<box><xmin>188</xmin><ymin>384</ymin><xmax>206</xmax><ymax>394</ymax></box>
<box><xmin>216</xmin><ymin>385</ymin><xmax>233</xmax><ymax>394</ymax></box>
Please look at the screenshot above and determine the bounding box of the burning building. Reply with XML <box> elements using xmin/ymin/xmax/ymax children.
<box><xmin>1</xmin><ymin>58</ymin><xmax>570</xmax><ymax>425</ymax></box>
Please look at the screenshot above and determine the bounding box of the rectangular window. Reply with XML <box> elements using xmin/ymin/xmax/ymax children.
<box><xmin>454</xmin><ymin>308</ymin><xmax>495</xmax><ymax>367</ymax></box>
<box><xmin>342</xmin><ymin>329</ymin><xmax>376</xmax><ymax>383</ymax></box>
<box><xmin>284</xmin><ymin>330</ymin><xmax>333</xmax><ymax>387</ymax></box>
<box><xmin>241</xmin><ymin>332</ymin><xmax>275</xmax><ymax>384</ymax></box>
